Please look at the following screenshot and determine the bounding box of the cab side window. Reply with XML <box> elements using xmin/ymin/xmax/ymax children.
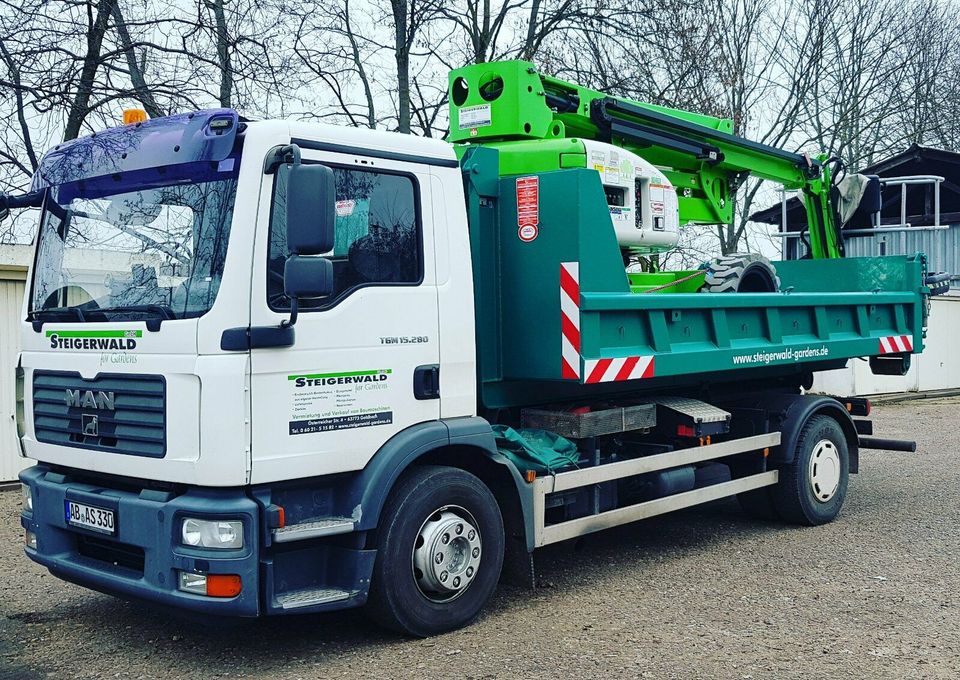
<box><xmin>268</xmin><ymin>163</ymin><xmax>422</xmax><ymax>310</ymax></box>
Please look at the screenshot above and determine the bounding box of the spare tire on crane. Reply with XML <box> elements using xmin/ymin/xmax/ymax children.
<box><xmin>699</xmin><ymin>253</ymin><xmax>781</xmax><ymax>293</ymax></box>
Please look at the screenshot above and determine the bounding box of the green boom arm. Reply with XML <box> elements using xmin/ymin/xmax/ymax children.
<box><xmin>448</xmin><ymin>61</ymin><xmax>841</xmax><ymax>259</ymax></box>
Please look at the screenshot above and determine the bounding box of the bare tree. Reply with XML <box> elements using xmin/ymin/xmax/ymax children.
<box><xmin>434</xmin><ymin>0</ymin><xmax>522</xmax><ymax>64</ymax></box>
<box><xmin>0</xmin><ymin>42</ymin><xmax>39</xmax><ymax>177</ymax></box>
<box><xmin>892</xmin><ymin>1</ymin><xmax>960</xmax><ymax>150</ymax></box>
<box><xmin>206</xmin><ymin>0</ymin><xmax>233</xmax><ymax>106</ymax></box>
<box><xmin>111</xmin><ymin>2</ymin><xmax>164</xmax><ymax>117</ymax></box>
<box><xmin>343</xmin><ymin>0</ymin><xmax>378</xmax><ymax>128</ymax></box>
<box><xmin>290</xmin><ymin>0</ymin><xmax>381</xmax><ymax>128</ymax></box>
<box><xmin>798</xmin><ymin>0</ymin><xmax>911</xmax><ymax>169</ymax></box>
<box><xmin>387</xmin><ymin>0</ymin><xmax>442</xmax><ymax>133</ymax></box>
<box><xmin>713</xmin><ymin>0</ymin><xmax>825</xmax><ymax>255</ymax></box>
<box><xmin>63</xmin><ymin>0</ymin><xmax>120</xmax><ymax>140</ymax></box>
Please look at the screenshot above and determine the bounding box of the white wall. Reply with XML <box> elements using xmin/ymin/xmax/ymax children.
<box><xmin>0</xmin><ymin>244</ymin><xmax>33</xmax><ymax>482</ymax></box>
<box><xmin>813</xmin><ymin>294</ymin><xmax>960</xmax><ymax>396</ymax></box>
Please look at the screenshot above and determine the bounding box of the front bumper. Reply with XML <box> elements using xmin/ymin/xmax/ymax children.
<box><xmin>19</xmin><ymin>465</ymin><xmax>261</xmax><ymax>617</ymax></box>
<box><xmin>19</xmin><ymin>465</ymin><xmax>377</xmax><ymax>618</ymax></box>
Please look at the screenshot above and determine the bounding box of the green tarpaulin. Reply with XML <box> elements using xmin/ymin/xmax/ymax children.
<box><xmin>492</xmin><ymin>426</ymin><xmax>580</xmax><ymax>474</ymax></box>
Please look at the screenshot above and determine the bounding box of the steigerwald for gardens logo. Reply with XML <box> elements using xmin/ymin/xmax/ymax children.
<box><xmin>46</xmin><ymin>329</ymin><xmax>141</xmax><ymax>350</ymax></box>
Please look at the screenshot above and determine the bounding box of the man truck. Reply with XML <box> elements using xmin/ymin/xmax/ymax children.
<box><xmin>6</xmin><ymin>61</ymin><xmax>937</xmax><ymax>636</ymax></box>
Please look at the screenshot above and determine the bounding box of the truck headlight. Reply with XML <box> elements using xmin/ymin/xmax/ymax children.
<box><xmin>180</xmin><ymin>518</ymin><xmax>243</xmax><ymax>549</ymax></box>
<box><xmin>21</xmin><ymin>483</ymin><xmax>32</xmax><ymax>513</ymax></box>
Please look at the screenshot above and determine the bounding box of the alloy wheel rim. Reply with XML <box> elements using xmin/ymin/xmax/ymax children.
<box><xmin>411</xmin><ymin>505</ymin><xmax>482</xmax><ymax>603</ymax></box>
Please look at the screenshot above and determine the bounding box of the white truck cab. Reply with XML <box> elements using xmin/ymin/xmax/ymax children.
<box><xmin>17</xmin><ymin>112</ymin><xmax>501</xmax><ymax>632</ymax></box>
<box><xmin>21</xmin><ymin>117</ymin><xmax>477</xmax><ymax>486</ymax></box>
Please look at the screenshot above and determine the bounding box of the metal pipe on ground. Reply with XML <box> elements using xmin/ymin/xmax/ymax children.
<box><xmin>859</xmin><ymin>436</ymin><xmax>917</xmax><ymax>452</ymax></box>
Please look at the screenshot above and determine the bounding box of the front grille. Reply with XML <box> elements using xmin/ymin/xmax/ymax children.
<box><xmin>32</xmin><ymin>371</ymin><xmax>166</xmax><ymax>457</ymax></box>
<box><xmin>76</xmin><ymin>534</ymin><xmax>146</xmax><ymax>574</ymax></box>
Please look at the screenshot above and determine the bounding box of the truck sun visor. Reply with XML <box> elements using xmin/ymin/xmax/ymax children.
<box><xmin>31</xmin><ymin>109</ymin><xmax>239</xmax><ymax>191</ymax></box>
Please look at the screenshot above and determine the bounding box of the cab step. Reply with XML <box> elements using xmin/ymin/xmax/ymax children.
<box><xmin>272</xmin><ymin>517</ymin><xmax>354</xmax><ymax>543</ymax></box>
<box><xmin>275</xmin><ymin>587</ymin><xmax>358</xmax><ymax>610</ymax></box>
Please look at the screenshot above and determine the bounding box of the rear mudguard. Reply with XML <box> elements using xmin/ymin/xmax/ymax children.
<box><xmin>743</xmin><ymin>393</ymin><xmax>859</xmax><ymax>473</ymax></box>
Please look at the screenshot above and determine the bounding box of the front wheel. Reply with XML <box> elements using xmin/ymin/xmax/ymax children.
<box><xmin>366</xmin><ymin>465</ymin><xmax>504</xmax><ymax>637</ymax></box>
<box><xmin>771</xmin><ymin>415</ymin><xmax>850</xmax><ymax>525</ymax></box>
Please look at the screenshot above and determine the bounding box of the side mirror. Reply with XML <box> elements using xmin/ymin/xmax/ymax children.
<box><xmin>0</xmin><ymin>194</ymin><xmax>12</xmax><ymax>223</ymax></box>
<box><xmin>0</xmin><ymin>190</ymin><xmax>45</xmax><ymax>224</ymax></box>
<box><xmin>284</xmin><ymin>255</ymin><xmax>333</xmax><ymax>299</ymax></box>
<box><xmin>282</xmin><ymin>255</ymin><xmax>333</xmax><ymax>327</ymax></box>
<box><xmin>286</xmin><ymin>164</ymin><xmax>336</xmax><ymax>255</ymax></box>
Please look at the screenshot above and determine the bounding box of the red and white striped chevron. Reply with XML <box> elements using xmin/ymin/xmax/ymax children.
<box><xmin>583</xmin><ymin>356</ymin><xmax>655</xmax><ymax>383</ymax></box>
<box><xmin>560</xmin><ymin>262</ymin><xmax>655</xmax><ymax>383</ymax></box>
<box><xmin>560</xmin><ymin>262</ymin><xmax>581</xmax><ymax>379</ymax></box>
<box><xmin>878</xmin><ymin>335</ymin><xmax>914</xmax><ymax>355</ymax></box>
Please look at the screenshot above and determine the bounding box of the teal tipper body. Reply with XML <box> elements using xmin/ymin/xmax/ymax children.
<box><xmin>460</xmin><ymin>146</ymin><xmax>928</xmax><ymax>410</ymax></box>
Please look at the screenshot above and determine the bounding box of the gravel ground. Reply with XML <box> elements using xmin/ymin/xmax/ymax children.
<box><xmin>1</xmin><ymin>399</ymin><xmax>958</xmax><ymax>680</ymax></box>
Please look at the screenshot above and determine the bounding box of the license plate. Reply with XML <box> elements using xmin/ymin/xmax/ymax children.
<box><xmin>65</xmin><ymin>500</ymin><xmax>116</xmax><ymax>535</ymax></box>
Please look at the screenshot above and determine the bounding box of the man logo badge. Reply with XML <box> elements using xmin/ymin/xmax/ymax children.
<box><xmin>81</xmin><ymin>414</ymin><xmax>99</xmax><ymax>437</ymax></box>
<box><xmin>64</xmin><ymin>389</ymin><xmax>115</xmax><ymax>411</ymax></box>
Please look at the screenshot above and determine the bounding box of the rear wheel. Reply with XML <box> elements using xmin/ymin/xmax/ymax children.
<box><xmin>366</xmin><ymin>465</ymin><xmax>504</xmax><ymax>637</ymax></box>
<box><xmin>771</xmin><ymin>415</ymin><xmax>849</xmax><ymax>525</ymax></box>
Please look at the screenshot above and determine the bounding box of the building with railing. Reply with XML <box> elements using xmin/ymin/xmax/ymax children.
<box><xmin>752</xmin><ymin>144</ymin><xmax>960</xmax><ymax>396</ymax></box>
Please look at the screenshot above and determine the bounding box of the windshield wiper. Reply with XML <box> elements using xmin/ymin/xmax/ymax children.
<box><xmin>28</xmin><ymin>304</ymin><xmax>177</xmax><ymax>332</ymax></box>
<box><xmin>91</xmin><ymin>304</ymin><xmax>176</xmax><ymax>331</ymax></box>
<box><xmin>94</xmin><ymin>304</ymin><xmax>175</xmax><ymax>318</ymax></box>
<box><xmin>28</xmin><ymin>306</ymin><xmax>86</xmax><ymax>321</ymax></box>
<box><xmin>27</xmin><ymin>306</ymin><xmax>87</xmax><ymax>331</ymax></box>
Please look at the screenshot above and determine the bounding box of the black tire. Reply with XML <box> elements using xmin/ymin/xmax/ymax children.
<box><xmin>366</xmin><ymin>465</ymin><xmax>504</xmax><ymax>637</ymax></box>
<box><xmin>771</xmin><ymin>415</ymin><xmax>849</xmax><ymax>526</ymax></box>
<box><xmin>700</xmin><ymin>253</ymin><xmax>780</xmax><ymax>293</ymax></box>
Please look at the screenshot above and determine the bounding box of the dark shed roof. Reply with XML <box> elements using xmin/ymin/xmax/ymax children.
<box><xmin>751</xmin><ymin>144</ymin><xmax>960</xmax><ymax>229</ymax></box>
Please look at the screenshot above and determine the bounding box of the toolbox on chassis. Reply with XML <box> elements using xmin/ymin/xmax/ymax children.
<box><xmin>7</xmin><ymin>62</ymin><xmax>935</xmax><ymax>636</ymax></box>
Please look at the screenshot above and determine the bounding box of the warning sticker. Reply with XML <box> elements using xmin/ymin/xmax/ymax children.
<box><xmin>516</xmin><ymin>176</ymin><xmax>539</xmax><ymax>230</ymax></box>
<box><xmin>336</xmin><ymin>200</ymin><xmax>355</xmax><ymax>217</ymax></box>
<box><xmin>287</xmin><ymin>369</ymin><xmax>393</xmax><ymax>435</ymax></box>
<box><xmin>459</xmin><ymin>104</ymin><xmax>492</xmax><ymax>129</ymax></box>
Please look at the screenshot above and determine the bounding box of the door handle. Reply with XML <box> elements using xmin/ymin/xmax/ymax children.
<box><xmin>413</xmin><ymin>364</ymin><xmax>440</xmax><ymax>400</ymax></box>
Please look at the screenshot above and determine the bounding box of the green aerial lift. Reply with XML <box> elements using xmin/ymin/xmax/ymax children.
<box><xmin>448</xmin><ymin>60</ymin><xmax>843</xmax><ymax>261</ymax></box>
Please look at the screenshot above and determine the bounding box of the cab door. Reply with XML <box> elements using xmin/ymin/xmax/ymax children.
<box><xmin>247</xmin><ymin>144</ymin><xmax>441</xmax><ymax>484</ymax></box>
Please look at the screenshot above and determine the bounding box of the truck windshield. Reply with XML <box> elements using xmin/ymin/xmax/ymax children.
<box><xmin>30</xmin><ymin>156</ymin><xmax>240</xmax><ymax>322</ymax></box>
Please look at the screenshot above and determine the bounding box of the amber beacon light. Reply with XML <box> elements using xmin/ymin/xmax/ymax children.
<box><xmin>122</xmin><ymin>108</ymin><xmax>148</xmax><ymax>125</ymax></box>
